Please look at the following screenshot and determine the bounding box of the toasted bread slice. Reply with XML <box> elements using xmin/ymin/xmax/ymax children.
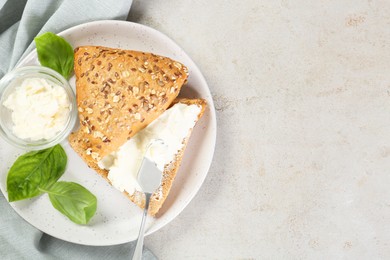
<box><xmin>69</xmin><ymin>46</ymin><xmax>188</xmax><ymax>169</ymax></box>
<box><xmin>74</xmin><ymin>98</ymin><xmax>206</xmax><ymax>215</ymax></box>
<box><xmin>128</xmin><ymin>98</ymin><xmax>206</xmax><ymax>215</ymax></box>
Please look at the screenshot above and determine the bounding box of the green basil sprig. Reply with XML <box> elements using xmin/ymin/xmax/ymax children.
<box><xmin>6</xmin><ymin>145</ymin><xmax>97</xmax><ymax>225</ymax></box>
<box><xmin>42</xmin><ymin>182</ymin><xmax>97</xmax><ymax>225</ymax></box>
<box><xmin>7</xmin><ymin>145</ymin><xmax>66</xmax><ymax>202</ymax></box>
<box><xmin>34</xmin><ymin>32</ymin><xmax>74</xmax><ymax>79</ymax></box>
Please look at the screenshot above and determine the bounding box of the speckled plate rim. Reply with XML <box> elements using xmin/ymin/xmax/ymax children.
<box><xmin>0</xmin><ymin>20</ymin><xmax>217</xmax><ymax>246</ymax></box>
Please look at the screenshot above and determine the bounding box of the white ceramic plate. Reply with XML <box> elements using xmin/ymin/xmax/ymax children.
<box><xmin>0</xmin><ymin>21</ymin><xmax>216</xmax><ymax>246</ymax></box>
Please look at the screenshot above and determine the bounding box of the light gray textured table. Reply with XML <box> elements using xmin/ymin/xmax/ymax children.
<box><xmin>129</xmin><ymin>1</ymin><xmax>390</xmax><ymax>259</ymax></box>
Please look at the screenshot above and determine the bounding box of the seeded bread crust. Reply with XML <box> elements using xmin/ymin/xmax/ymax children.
<box><xmin>69</xmin><ymin>46</ymin><xmax>188</xmax><ymax>165</ymax></box>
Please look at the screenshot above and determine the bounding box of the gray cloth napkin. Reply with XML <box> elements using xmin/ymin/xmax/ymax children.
<box><xmin>0</xmin><ymin>0</ymin><xmax>157</xmax><ymax>259</ymax></box>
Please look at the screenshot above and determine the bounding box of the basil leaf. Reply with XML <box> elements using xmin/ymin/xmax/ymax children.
<box><xmin>7</xmin><ymin>144</ymin><xmax>67</xmax><ymax>202</ymax></box>
<box><xmin>34</xmin><ymin>32</ymin><xmax>74</xmax><ymax>79</ymax></box>
<box><xmin>45</xmin><ymin>181</ymin><xmax>97</xmax><ymax>225</ymax></box>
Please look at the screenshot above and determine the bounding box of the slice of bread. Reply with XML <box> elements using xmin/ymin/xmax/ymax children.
<box><xmin>128</xmin><ymin>98</ymin><xmax>206</xmax><ymax>216</ymax></box>
<box><xmin>74</xmin><ymin>98</ymin><xmax>206</xmax><ymax>216</ymax></box>
<box><xmin>69</xmin><ymin>46</ymin><xmax>188</xmax><ymax>171</ymax></box>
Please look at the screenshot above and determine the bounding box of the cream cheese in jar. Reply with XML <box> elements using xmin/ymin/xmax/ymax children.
<box><xmin>2</xmin><ymin>77</ymin><xmax>71</xmax><ymax>141</ymax></box>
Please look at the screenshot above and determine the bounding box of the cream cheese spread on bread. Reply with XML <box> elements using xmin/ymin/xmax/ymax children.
<box><xmin>98</xmin><ymin>103</ymin><xmax>201</xmax><ymax>195</ymax></box>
